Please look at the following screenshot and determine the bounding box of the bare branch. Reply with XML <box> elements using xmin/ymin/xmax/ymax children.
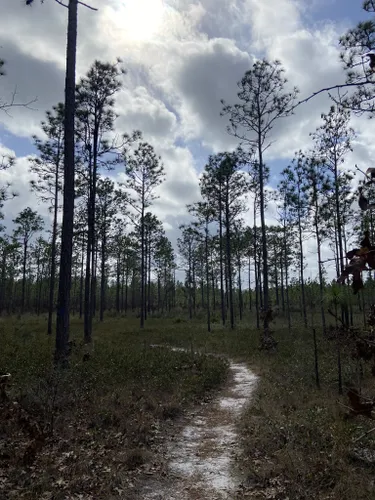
<box><xmin>53</xmin><ymin>0</ymin><xmax>98</xmax><ymax>10</ymax></box>
<box><xmin>54</xmin><ymin>0</ymin><xmax>68</xmax><ymax>7</ymax></box>
<box><xmin>77</xmin><ymin>0</ymin><xmax>97</xmax><ymax>10</ymax></box>
<box><xmin>292</xmin><ymin>80</ymin><xmax>373</xmax><ymax>111</ymax></box>
<box><xmin>0</xmin><ymin>85</ymin><xmax>38</xmax><ymax>115</ymax></box>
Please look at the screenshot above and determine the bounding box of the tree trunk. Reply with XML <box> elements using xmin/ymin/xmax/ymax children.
<box><xmin>219</xmin><ymin>198</ymin><xmax>225</xmax><ymax>325</ymax></box>
<box><xmin>140</xmin><ymin>208</ymin><xmax>145</xmax><ymax>328</ymax></box>
<box><xmin>21</xmin><ymin>240</ymin><xmax>27</xmax><ymax>315</ymax></box>
<box><xmin>205</xmin><ymin>221</ymin><xmax>211</xmax><ymax>332</ymax></box>
<box><xmin>47</xmin><ymin>163</ymin><xmax>59</xmax><ymax>335</ymax></box>
<box><xmin>148</xmin><ymin>239</ymin><xmax>152</xmax><ymax>314</ymax></box>
<box><xmin>280</xmin><ymin>254</ymin><xmax>285</xmax><ymax>313</ymax></box>
<box><xmin>298</xmin><ymin>211</ymin><xmax>307</xmax><ymax>327</ymax></box>
<box><xmin>116</xmin><ymin>256</ymin><xmax>120</xmax><ymax>314</ymax></box>
<box><xmin>79</xmin><ymin>234</ymin><xmax>85</xmax><ymax>319</ymax></box>
<box><xmin>84</xmin><ymin>207</ymin><xmax>92</xmax><ymax>341</ymax></box>
<box><xmin>248</xmin><ymin>255</ymin><xmax>252</xmax><ymax>311</ymax></box>
<box><xmin>55</xmin><ymin>0</ymin><xmax>78</xmax><ymax>363</ymax></box>
<box><xmin>313</xmin><ymin>192</ymin><xmax>326</xmax><ymax>334</ymax></box>
<box><xmin>225</xmin><ymin>190</ymin><xmax>234</xmax><ymax>329</ymax></box>
<box><xmin>99</xmin><ymin>226</ymin><xmax>106</xmax><ymax>322</ymax></box>
<box><xmin>238</xmin><ymin>258</ymin><xmax>243</xmax><ymax>321</ymax></box>
<box><xmin>258</xmin><ymin>140</ymin><xmax>273</xmax><ymax>346</ymax></box>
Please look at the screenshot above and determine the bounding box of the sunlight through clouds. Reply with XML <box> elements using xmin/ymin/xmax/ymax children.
<box><xmin>111</xmin><ymin>0</ymin><xmax>166</xmax><ymax>42</ymax></box>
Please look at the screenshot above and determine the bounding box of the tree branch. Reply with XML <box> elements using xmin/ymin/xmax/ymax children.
<box><xmin>292</xmin><ymin>80</ymin><xmax>374</xmax><ymax>110</ymax></box>
<box><xmin>78</xmin><ymin>0</ymin><xmax>97</xmax><ymax>10</ymax></box>
<box><xmin>54</xmin><ymin>0</ymin><xmax>98</xmax><ymax>10</ymax></box>
<box><xmin>0</xmin><ymin>85</ymin><xmax>38</xmax><ymax>115</ymax></box>
<box><xmin>54</xmin><ymin>0</ymin><xmax>68</xmax><ymax>7</ymax></box>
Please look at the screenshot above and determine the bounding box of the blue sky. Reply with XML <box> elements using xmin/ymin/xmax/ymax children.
<box><xmin>0</xmin><ymin>126</ymin><xmax>35</xmax><ymax>157</ymax></box>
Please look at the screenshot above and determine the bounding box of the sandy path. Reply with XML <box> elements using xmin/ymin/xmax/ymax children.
<box><xmin>139</xmin><ymin>349</ymin><xmax>258</xmax><ymax>500</ymax></box>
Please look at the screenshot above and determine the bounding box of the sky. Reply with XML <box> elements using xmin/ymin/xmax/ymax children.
<box><xmin>0</xmin><ymin>0</ymin><xmax>374</xmax><ymax>282</ymax></box>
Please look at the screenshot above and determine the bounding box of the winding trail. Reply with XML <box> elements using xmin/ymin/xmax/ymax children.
<box><xmin>140</xmin><ymin>347</ymin><xmax>258</xmax><ymax>500</ymax></box>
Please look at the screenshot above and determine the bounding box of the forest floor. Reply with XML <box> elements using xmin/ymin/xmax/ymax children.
<box><xmin>1</xmin><ymin>312</ymin><xmax>375</xmax><ymax>499</ymax></box>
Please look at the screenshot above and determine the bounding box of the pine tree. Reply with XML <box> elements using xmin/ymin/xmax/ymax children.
<box><xmin>29</xmin><ymin>103</ymin><xmax>64</xmax><ymax>335</ymax></box>
<box><xmin>122</xmin><ymin>139</ymin><xmax>165</xmax><ymax>328</ymax></box>
<box><xmin>200</xmin><ymin>151</ymin><xmax>250</xmax><ymax>329</ymax></box>
<box><xmin>13</xmin><ymin>208</ymin><xmax>44</xmax><ymax>315</ymax></box>
<box><xmin>222</xmin><ymin>60</ymin><xmax>298</xmax><ymax>343</ymax></box>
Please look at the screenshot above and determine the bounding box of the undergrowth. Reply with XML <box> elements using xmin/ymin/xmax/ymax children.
<box><xmin>236</xmin><ymin>324</ymin><xmax>375</xmax><ymax>500</ymax></box>
<box><xmin>2</xmin><ymin>313</ymin><xmax>375</xmax><ymax>499</ymax></box>
<box><xmin>0</xmin><ymin>315</ymin><xmax>229</xmax><ymax>499</ymax></box>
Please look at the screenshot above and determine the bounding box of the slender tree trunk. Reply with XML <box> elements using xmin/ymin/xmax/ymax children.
<box><xmin>219</xmin><ymin>199</ymin><xmax>225</xmax><ymax>325</ymax></box>
<box><xmin>84</xmin><ymin>209</ymin><xmax>92</xmax><ymax>340</ymax></box>
<box><xmin>35</xmin><ymin>250</ymin><xmax>41</xmax><ymax>315</ymax></box>
<box><xmin>205</xmin><ymin>221</ymin><xmax>211</xmax><ymax>332</ymax></box>
<box><xmin>253</xmin><ymin>202</ymin><xmax>260</xmax><ymax>329</ymax></box>
<box><xmin>21</xmin><ymin>240</ymin><xmax>27</xmax><ymax>315</ymax></box>
<box><xmin>88</xmin><ymin>141</ymin><xmax>99</xmax><ymax>336</ymax></box>
<box><xmin>238</xmin><ymin>258</ymin><xmax>243</xmax><ymax>321</ymax></box>
<box><xmin>192</xmin><ymin>260</ymin><xmax>196</xmax><ymax>315</ymax></box>
<box><xmin>140</xmin><ymin>207</ymin><xmax>145</xmax><ymax>328</ymax></box>
<box><xmin>144</xmin><ymin>232</ymin><xmax>148</xmax><ymax>320</ymax></box>
<box><xmin>125</xmin><ymin>261</ymin><xmax>130</xmax><ymax>314</ymax></box>
<box><xmin>93</xmin><ymin>244</ymin><xmax>98</xmax><ymax>316</ymax></box>
<box><xmin>209</xmin><ymin>249</ymin><xmax>215</xmax><ymax>311</ymax></box>
<box><xmin>313</xmin><ymin>197</ymin><xmax>326</xmax><ymax>333</ymax></box>
<box><xmin>116</xmin><ymin>256</ymin><xmax>120</xmax><ymax>314</ymax></box>
<box><xmin>334</xmin><ymin>164</ymin><xmax>349</xmax><ymax>327</ymax></box>
<box><xmin>283</xmin><ymin>223</ymin><xmax>291</xmax><ymax>333</ymax></box>
<box><xmin>79</xmin><ymin>234</ymin><xmax>85</xmax><ymax>319</ymax></box>
<box><xmin>55</xmin><ymin>0</ymin><xmax>78</xmax><ymax>362</ymax></box>
<box><xmin>188</xmin><ymin>248</ymin><xmax>192</xmax><ymax>320</ymax></box>
<box><xmin>258</xmin><ymin>141</ymin><xmax>272</xmax><ymax>345</ymax></box>
<box><xmin>280</xmin><ymin>254</ymin><xmax>285</xmax><ymax>313</ymax></box>
<box><xmin>258</xmin><ymin>256</ymin><xmax>263</xmax><ymax>309</ymax></box>
<box><xmin>48</xmin><ymin>165</ymin><xmax>59</xmax><ymax>335</ymax></box>
<box><xmin>298</xmin><ymin>212</ymin><xmax>307</xmax><ymax>327</ymax></box>
<box><xmin>120</xmin><ymin>261</ymin><xmax>125</xmax><ymax>312</ymax></box>
<box><xmin>248</xmin><ymin>255</ymin><xmax>252</xmax><ymax>311</ymax></box>
<box><xmin>99</xmin><ymin>227</ymin><xmax>106</xmax><ymax>322</ymax></box>
<box><xmin>0</xmin><ymin>250</ymin><xmax>6</xmax><ymax>314</ymax></box>
<box><xmin>274</xmin><ymin>244</ymin><xmax>279</xmax><ymax>306</ymax></box>
<box><xmin>148</xmin><ymin>240</ymin><xmax>152</xmax><ymax>314</ymax></box>
<box><xmin>225</xmin><ymin>189</ymin><xmax>234</xmax><ymax>329</ymax></box>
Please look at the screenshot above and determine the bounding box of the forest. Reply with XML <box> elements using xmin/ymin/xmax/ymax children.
<box><xmin>2</xmin><ymin>0</ymin><xmax>375</xmax><ymax>499</ymax></box>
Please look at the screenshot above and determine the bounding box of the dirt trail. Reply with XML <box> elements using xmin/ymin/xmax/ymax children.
<box><xmin>139</xmin><ymin>348</ymin><xmax>258</xmax><ymax>500</ymax></box>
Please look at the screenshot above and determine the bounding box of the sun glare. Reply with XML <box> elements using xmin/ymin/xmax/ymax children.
<box><xmin>121</xmin><ymin>0</ymin><xmax>165</xmax><ymax>42</ymax></box>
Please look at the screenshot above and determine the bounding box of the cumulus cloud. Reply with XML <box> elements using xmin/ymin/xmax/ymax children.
<box><xmin>0</xmin><ymin>0</ymin><xmax>369</xmax><ymax>283</ymax></box>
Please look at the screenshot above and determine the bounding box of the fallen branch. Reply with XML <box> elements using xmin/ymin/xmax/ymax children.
<box><xmin>353</xmin><ymin>426</ymin><xmax>375</xmax><ymax>443</ymax></box>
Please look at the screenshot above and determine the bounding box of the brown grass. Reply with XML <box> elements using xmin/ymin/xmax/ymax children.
<box><xmin>0</xmin><ymin>315</ymin><xmax>229</xmax><ymax>499</ymax></box>
<box><xmin>235</xmin><ymin>323</ymin><xmax>375</xmax><ymax>500</ymax></box>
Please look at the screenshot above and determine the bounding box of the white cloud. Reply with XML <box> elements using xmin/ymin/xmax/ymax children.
<box><xmin>0</xmin><ymin>0</ymin><xmax>370</xmax><ymax>284</ymax></box>
<box><xmin>0</xmin><ymin>145</ymin><xmax>51</xmax><ymax>232</ymax></box>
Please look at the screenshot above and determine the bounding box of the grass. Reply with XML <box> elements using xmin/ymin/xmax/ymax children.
<box><xmin>0</xmin><ymin>314</ymin><xmax>229</xmax><ymax>499</ymax></box>
<box><xmin>236</xmin><ymin>322</ymin><xmax>375</xmax><ymax>500</ymax></box>
<box><xmin>1</xmin><ymin>312</ymin><xmax>375</xmax><ymax>499</ymax></box>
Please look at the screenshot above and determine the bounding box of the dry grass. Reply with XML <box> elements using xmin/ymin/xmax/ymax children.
<box><xmin>2</xmin><ymin>312</ymin><xmax>375</xmax><ymax>499</ymax></box>
<box><xmin>0</xmin><ymin>315</ymin><xmax>229</xmax><ymax>499</ymax></box>
<box><xmin>236</xmin><ymin>323</ymin><xmax>375</xmax><ymax>500</ymax></box>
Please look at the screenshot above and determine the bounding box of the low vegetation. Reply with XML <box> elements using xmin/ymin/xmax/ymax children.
<box><xmin>2</xmin><ymin>312</ymin><xmax>375</xmax><ymax>499</ymax></box>
<box><xmin>0</xmin><ymin>315</ymin><xmax>229</xmax><ymax>499</ymax></box>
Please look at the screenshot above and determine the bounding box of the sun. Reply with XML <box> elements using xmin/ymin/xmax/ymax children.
<box><xmin>120</xmin><ymin>0</ymin><xmax>165</xmax><ymax>42</ymax></box>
